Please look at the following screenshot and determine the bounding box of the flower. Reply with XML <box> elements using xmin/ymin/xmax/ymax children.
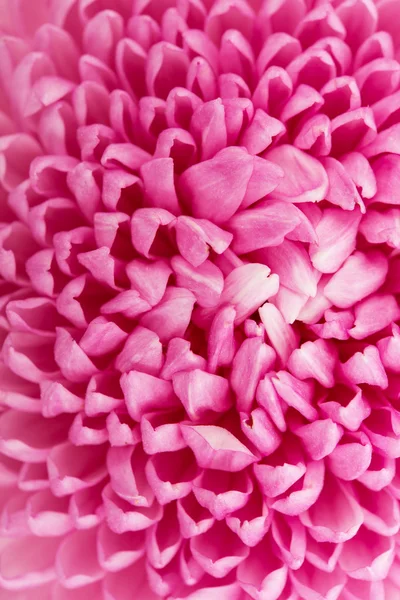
<box><xmin>1</xmin><ymin>0</ymin><xmax>400</xmax><ymax>598</ymax></box>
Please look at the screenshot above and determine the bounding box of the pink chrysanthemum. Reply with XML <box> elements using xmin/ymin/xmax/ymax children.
<box><xmin>1</xmin><ymin>0</ymin><xmax>400</xmax><ymax>598</ymax></box>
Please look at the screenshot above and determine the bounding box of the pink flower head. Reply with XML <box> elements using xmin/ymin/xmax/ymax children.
<box><xmin>1</xmin><ymin>0</ymin><xmax>400</xmax><ymax>598</ymax></box>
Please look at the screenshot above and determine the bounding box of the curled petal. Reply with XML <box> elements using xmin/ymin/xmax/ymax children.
<box><xmin>181</xmin><ymin>425</ymin><xmax>257</xmax><ymax>472</ymax></box>
<box><xmin>207</xmin><ymin>305</ymin><xmax>237</xmax><ymax>373</ymax></box>
<box><xmin>358</xmin><ymin>453</ymin><xmax>396</xmax><ymax>491</ymax></box>
<box><xmin>321</xmin><ymin>76</ymin><xmax>361</xmax><ymax>119</ymax></box>
<box><xmin>174</xmin><ymin>215</ymin><xmax>233</xmax><ymax>268</ymax></box>
<box><xmin>172</xmin><ymin>369</ymin><xmax>231</xmax><ymax>421</ymax></box>
<box><xmin>319</xmin><ymin>385</ymin><xmax>371</xmax><ymax>433</ymax></box>
<box><xmin>48</xmin><ymin>442</ymin><xmax>107</xmax><ymax>497</ymax></box>
<box><xmin>180</xmin><ymin>146</ymin><xmax>283</xmax><ymax>223</ymax></box>
<box><xmin>193</xmin><ymin>469</ymin><xmax>253</xmax><ymax>521</ymax></box>
<box><xmin>237</xmin><ymin>536</ymin><xmax>288</xmax><ymax>600</ymax></box>
<box><xmin>324</xmin><ymin>250</ymin><xmax>388</xmax><ymax>309</ymax></box>
<box><xmin>300</xmin><ymin>472</ymin><xmax>363</xmax><ymax>543</ymax></box>
<box><xmin>121</xmin><ymin>370</ymin><xmax>178</xmax><ymax>421</ymax></box>
<box><xmin>231</xmin><ymin>337</ymin><xmax>276</xmax><ymax>413</ymax></box>
<box><xmin>160</xmin><ymin>337</ymin><xmax>206</xmax><ymax>380</ymax></box>
<box><xmin>256</xmin><ymin>240</ymin><xmax>317</xmax><ymax>298</ymax></box>
<box><xmin>97</xmin><ymin>523</ymin><xmax>145</xmax><ymax>573</ymax></box>
<box><xmin>294</xmin><ymin>418</ymin><xmax>342</xmax><ymax>461</ymax></box>
<box><xmin>287</xmin><ymin>339</ymin><xmax>337</xmax><ymax>388</ymax></box>
<box><xmin>272</xmin><ymin>371</ymin><xmax>318</xmax><ymax>421</ymax></box>
<box><xmin>291</xmin><ymin>561</ymin><xmax>346</xmax><ymax>600</ymax></box>
<box><xmin>177</xmin><ymin>492</ymin><xmax>214</xmax><ymax>539</ymax></box>
<box><xmin>349</xmin><ymin>294</ymin><xmax>400</xmax><ymax>340</ymax></box>
<box><xmin>190</xmin><ymin>520</ymin><xmax>249</xmax><ymax>579</ymax></box>
<box><xmin>252</xmin><ymin>66</ymin><xmax>293</xmax><ymax>115</ymax></box>
<box><xmin>147</xmin><ymin>42</ymin><xmax>189</xmax><ymax>99</ymax></box>
<box><xmin>241</xmin><ymin>407</ymin><xmax>281</xmax><ymax>457</ymax></box>
<box><xmin>171</xmin><ymin>256</ymin><xmax>224</xmax><ymax>308</ymax></box>
<box><xmin>102</xmin><ymin>484</ymin><xmax>162</xmax><ymax>534</ymax></box>
<box><xmin>267</xmin><ymin>145</ymin><xmax>328</xmax><ymax>204</ymax></box>
<box><xmin>140</xmin><ymin>287</ymin><xmax>196</xmax><ymax>343</ymax></box>
<box><xmin>115</xmin><ymin>326</ymin><xmax>163</xmax><ymax>376</ymax></box>
<box><xmin>145</xmin><ymin>447</ymin><xmax>197</xmax><ymax>505</ymax></box>
<box><xmin>130</xmin><ymin>207</ymin><xmax>175</xmax><ymax>258</ymax></box>
<box><xmin>331</xmin><ymin>107</ymin><xmax>377</xmax><ymax>155</ymax></box>
<box><xmin>339</xmin><ymin>526</ymin><xmax>395</xmax><ymax>581</ymax></box>
<box><xmin>0</xmin><ymin>536</ymin><xmax>59</xmax><ymax>591</ymax></box>
<box><xmin>228</xmin><ymin>201</ymin><xmax>303</xmax><ymax>255</ymax></box>
<box><xmin>56</xmin><ymin>527</ymin><xmax>103</xmax><ymax>589</ymax></box>
<box><xmin>310</xmin><ymin>208</ymin><xmax>362</xmax><ymax>273</ymax></box>
<box><xmin>240</xmin><ymin>109</ymin><xmax>285</xmax><ymax>155</ymax></box>
<box><xmin>257</xmin><ymin>33</ymin><xmax>302</xmax><ymax>74</ymax></box>
<box><xmin>217</xmin><ymin>263</ymin><xmax>279</xmax><ymax>325</ymax></box>
<box><xmin>341</xmin><ymin>346</ymin><xmax>388</xmax><ymax>389</ymax></box>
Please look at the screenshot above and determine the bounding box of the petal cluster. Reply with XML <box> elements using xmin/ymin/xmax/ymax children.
<box><xmin>1</xmin><ymin>0</ymin><xmax>400</xmax><ymax>599</ymax></box>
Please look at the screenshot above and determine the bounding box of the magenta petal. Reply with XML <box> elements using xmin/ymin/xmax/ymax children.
<box><xmin>228</xmin><ymin>201</ymin><xmax>302</xmax><ymax>255</ymax></box>
<box><xmin>218</xmin><ymin>263</ymin><xmax>279</xmax><ymax>325</ymax></box>
<box><xmin>179</xmin><ymin>147</ymin><xmax>251</xmax><ymax>223</ymax></box>
<box><xmin>231</xmin><ymin>337</ymin><xmax>276</xmax><ymax>413</ymax></box>
<box><xmin>172</xmin><ymin>369</ymin><xmax>231</xmax><ymax>421</ymax></box>
<box><xmin>310</xmin><ymin>207</ymin><xmax>362</xmax><ymax>273</ymax></box>
<box><xmin>56</xmin><ymin>527</ymin><xmax>103</xmax><ymax>588</ymax></box>
<box><xmin>273</xmin><ymin>371</ymin><xmax>318</xmax><ymax>421</ymax></box>
<box><xmin>256</xmin><ymin>240</ymin><xmax>317</xmax><ymax>298</ymax></box>
<box><xmin>300</xmin><ymin>472</ymin><xmax>363</xmax><ymax>543</ymax></box>
<box><xmin>237</xmin><ymin>536</ymin><xmax>288</xmax><ymax>600</ymax></box>
<box><xmin>266</xmin><ymin>145</ymin><xmax>328</xmax><ymax>203</ymax></box>
<box><xmin>193</xmin><ymin>469</ymin><xmax>254</xmax><ymax>521</ymax></box>
<box><xmin>160</xmin><ymin>337</ymin><xmax>206</xmax><ymax>380</ymax></box>
<box><xmin>349</xmin><ymin>294</ymin><xmax>400</xmax><ymax>340</ymax></box>
<box><xmin>295</xmin><ymin>418</ymin><xmax>342</xmax><ymax>461</ymax></box>
<box><xmin>181</xmin><ymin>425</ymin><xmax>257</xmax><ymax>472</ymax></box>
<box><xmin>341</xmin><ymin>345</ymin><xmax>388</xmax><ymax>389</ymax></box>
<box><xmin>291</xmin><ymin>561</ymin><xmax>346</xmax><ymax>600</ymax></box>
<box><xmin>339</xmin><ymin>526</ymin><xmax>395</xmax><ymax>582</ymax></box>
<box><xmin>174</xmin><ymin>216</ymin><xmax>233</xmax><ymax>268</ymax></box>
<box><xmin>287</xmin><ymin>339</ymin><xmax>338</xmax><ymax>388</ymax></box>
<box><xmin>171</xmin><ymin>256</ymin><xmax>224</xmax><ymax>308</ymax></box>
<box><xmin>141</xmin><ymin>157</ymin><xmax>181</xmax><ymax>214</ymax></box>
<box><xmin>319</xmin><ymin>385</ymin><xmax>371</xmax><ymax>432</ymax></box>
<box><xmin>121</xmin><ymin>370</ymin><xmax>178</xmax><ymax>421</ymax></box>
<box><xmin>324</xmin><ymin>250</ymin><xmax>388</xmax><ymax>309</ymax></box>
<box><xmin>115</xmin><ymin>326</ymin><xmax>163</xmax><ymax>375</ymax></box>
<box><xmin>190</xmin><ymin>520</ymin><xmax>249</xmax><ymax>578</ymax></box>
<box><xmin>241</xmin><ymin>407</ymin><xmax>281</xmax><ymax>457</ymax></box>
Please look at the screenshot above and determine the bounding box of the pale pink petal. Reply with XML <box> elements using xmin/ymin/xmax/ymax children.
<box><xmin>310</xmin><ymin>208</ymin><xmax>362</xmax><ymax>273</ymax></box>
<box><xmin>190</xmin><ymin>520</ymin><xmax>249</xmax><ymax>578</ymax></box>
<box><xmin>339</xmin><ymin>527</ymin><xmax>395</xmax><ymax>581</ymax></box>
<box><xmin>287</xmin><ymin>339</ymin><xmax>338</xmax><ymax>388</ymax></box>
<box><xmin>115</xmin><ymin>326</ymin><xmax>163</xmax><ymax>375</ymax></box>
<box><xmin>259</xmin><ymin>303</ymin><xmax>298</xmax><ymax>366</ymax></box>
<box><xmin>319</xmin><ymin>385</ymin><xmax>371</xmax><ymax>432</ymax></box>
<box><xmin>231</xmin><ymin>337</ymin><xmax>276</xmax><ymax>413</ymax></box>
<box><xmin>324</xmin><ymin>250</ymin><xmax>388</xmax><ymax>308</ymax></box>
<box><xmin>294</xmin><ymin>418</ymin><xmax>343</xmax><ymax>460</ymax></box>
<box><xmin>217</xmin><ymin>263</ymin><xmax>279</xmax><ymax>325</ymax></box>
<box><xmin>266</xmin><ymin>145</ymin><xmax>328</xmax><ymax>203</ymax></box>
<box><xmin>237</xmin><ymin>536</ymin><xmax>288</xmax><ymax>600</ymax></box>
<box><xmin>255</xmin><ymin>240</ymin><xmax>317</xmax><ymax>298</ymax></box>
<box><xmin>171</xmin><ymin>256</ymin><xmax>224</xmax><ymax>308</ymax></box>
<box><xmin>193</xmin><ymin>469</ymin><xmax>254</xmax><ymax>520</ymax></box>
<box><xmin>121</xmin><ymin>370</ymin><xmax>178</xmax><ymax>421</ymax></box>
<box><xmin>180</xmin><ymin>425</ymin><xmax>257</xmax><ymax>472</ymax></box>
<box><xmin>172</xmin><ymin>369</ymin><xmax>231</xmax><ymax>421</ymax></box>
<box><xmin>341</xmin><ymin>345</ymin><xmax>388</xmax><ymax>389</ymax></box>
<box><xmin>300</xmin><ymin>472</ymin><xmax>363</xmax><ymax>543</ymax></box>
